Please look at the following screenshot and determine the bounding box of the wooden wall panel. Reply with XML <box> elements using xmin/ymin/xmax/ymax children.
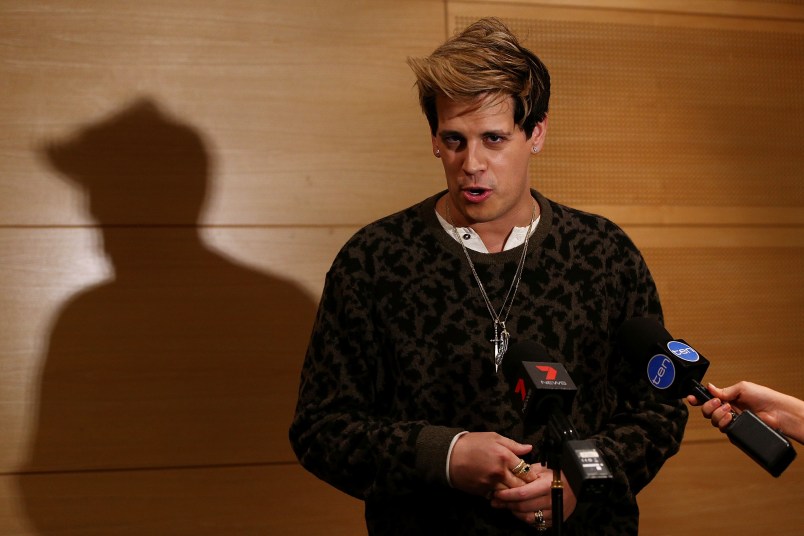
<box><xmin>0</xmin><ymin>0</ymin><xmax>445</xmax><ymax>226</ymax></box>
<box><xmin>643</xmin><ymin>245</ymin><xmax>804</xmax><ymax>441</ymax></box>
<box><xmin>470</xmin><ymin>0</ymin><xmax>804</xmax><ymax>22</ymax></box>
<box><xmin>0</xmin><ymin>228</ymin><xmax>110</xmax><ymax>470</ymax></box>
<box><xmin>0</xmin><ymin>226</ymin><xmax>361</xmax><ymax>472</ymax></box>
<box><xmin>639</xmin><ymin>439</ymin><xmax>804</xmax><ymax>535</ymax></box>
<box><xmin>0</xmin><ymin>0</ymin><xmax>444</xmax><ymax>533</ymax></box>
<box><xmin>450</xmin><ymin>2</ymin><xmax>804</xmax><ymax>225</ymax></box>
<box><xmin>3</xmin><ymin>443</ymin><xmax>802</xmax><ymax>536</ymax></box>
<box><xmin>2</xmin><ymin>464</ymin><xmax>365</xmax><ymax>536</ymax></box>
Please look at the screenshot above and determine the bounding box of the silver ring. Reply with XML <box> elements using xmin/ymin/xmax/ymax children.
<box><xmin>534</xmin><ymin>510</ymin><xmax>544</xmax><ymax>524</ymax></box>
<box><xmin>534</xmin><ymin>510</ymin><xmax>547</xmax><ymax>532</ymax></box>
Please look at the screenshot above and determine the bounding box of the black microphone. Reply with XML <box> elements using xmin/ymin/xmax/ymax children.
<box><xmin>502</xmin><ymin>341</ymin><xmax>576</xmax><ymax>424</ymax></box>
<box><xmin>617</xmin><ymin>317</ymin><xmax>797</xmax><ymax>477</ymax></box>
<box><xmin>502</xmin><ymin>341</ymin><xmax>613</xmax><ymax>501</ymax></box>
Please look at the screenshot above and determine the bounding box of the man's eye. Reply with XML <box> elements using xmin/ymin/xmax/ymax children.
<box><xmin>486</xmin><ymin>135</ymin><xmax>504</xmax><ymax>143</ymax></box>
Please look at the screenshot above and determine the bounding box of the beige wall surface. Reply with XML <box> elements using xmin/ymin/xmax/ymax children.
<box><xmin>1</xmin><ymin>0</ymin><xmax>801</xmax><ymax>534</ymax></box>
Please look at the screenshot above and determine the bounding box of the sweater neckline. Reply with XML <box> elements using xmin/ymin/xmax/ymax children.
<box><xmin>420</xmin><ymin>189</ymin><xmax>553</xmax><ymax>265</ymax></box>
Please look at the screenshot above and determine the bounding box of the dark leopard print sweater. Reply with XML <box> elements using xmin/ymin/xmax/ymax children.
<box><xmin>290</xmin><ymin>190</ymin><xmax>687</xmax><ymax>535</ymax></box>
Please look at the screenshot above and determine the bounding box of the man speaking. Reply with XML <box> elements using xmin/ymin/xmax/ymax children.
<box><xmin>290</xmin><ymin>18</ymin><xmax>687</xmax><ymax>535</ymax></box>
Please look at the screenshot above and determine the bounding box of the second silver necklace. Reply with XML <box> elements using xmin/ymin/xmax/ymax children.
<box><xmin>446</xmin><ymin>200</ymin><xmax>537</xmax><ymax>371</ymax></box>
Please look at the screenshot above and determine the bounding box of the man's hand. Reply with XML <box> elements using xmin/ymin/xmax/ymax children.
<box><xmin>448</xmin><ymin>432</ymin><xmax>533</xmax><ymax>496</ymax></box>
<box><xmin>490</xmin><ymin>467</ymin><xmax>577</xmax><ymax>527</ymax></box>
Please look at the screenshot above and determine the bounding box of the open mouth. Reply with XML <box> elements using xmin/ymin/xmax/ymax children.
<box><xmin>462</xmin><ymin>187</ymin><xmax>492</xmax><ymax>203</ymax></box>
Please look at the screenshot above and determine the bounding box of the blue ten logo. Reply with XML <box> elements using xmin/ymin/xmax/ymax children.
<box><xmin>647</xmin><ymin>355</ymin><xmax>675</xmax><ymax>389</ymax></box>
<box><xmin>666</xmin><ymin>341</ymin><xmax>699</xmax><ymax>362</ymax></box>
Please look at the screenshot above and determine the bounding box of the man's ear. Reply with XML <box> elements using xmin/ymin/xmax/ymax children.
<box><xmin>530</xmin><ymin>115</ymin><xmax>548</xmax><ymax>153</ymax></box>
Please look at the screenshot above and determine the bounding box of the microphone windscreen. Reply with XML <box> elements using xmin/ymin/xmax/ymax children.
<box><xmin>502</xmin><ymin>340</ymin><xmax>550</xmax><ymax>374</ymax></box>
<box><xmin>617</xmin><ymin>317</ymin><xmax>672</xmax><ymax>361</ymax></box>
<box><xmin>502</xmin><ymin>341</ymin><xmax>576</xmax><ymax>424</ymax></box>
<box><xmin>617</xmin><ymin>317</ymin><xmax>710</xmax><ymax>398</ymax></box>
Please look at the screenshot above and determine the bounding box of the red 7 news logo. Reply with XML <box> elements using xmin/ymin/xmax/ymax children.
<box><xmin>536</xmin><ymin>365</ymin><xmax>557</xmax><ymax>381</ymax></box>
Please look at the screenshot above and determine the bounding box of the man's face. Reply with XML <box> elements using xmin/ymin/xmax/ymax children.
<box><xmin>433</xmin><ymin>94</ymin><xmax>546</xmax><ymax>230</ymax></box>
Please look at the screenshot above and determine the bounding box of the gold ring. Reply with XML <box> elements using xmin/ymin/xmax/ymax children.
<box><xmin>511</xmin><ymin>459</ymin><xmax>530</xmax><ymax>476</ymax></box>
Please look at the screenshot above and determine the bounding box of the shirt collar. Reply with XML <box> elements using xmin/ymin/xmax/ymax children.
<box><xmin>435</xmin><ymin>210</ymin><xmax>540</xmax><ymax>253</ymax></box>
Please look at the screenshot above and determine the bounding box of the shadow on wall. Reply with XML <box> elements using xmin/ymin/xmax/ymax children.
<box><xmin>18</xmin><ymin>99</ymin><xmax>316</xmax><ymax>533</ymax></box>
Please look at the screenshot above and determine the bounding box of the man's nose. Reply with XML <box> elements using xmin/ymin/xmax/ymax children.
<box><xmin>462</xmin><ymin>141</ymin><xmax>486</xmax><ymax>176</ymax></box>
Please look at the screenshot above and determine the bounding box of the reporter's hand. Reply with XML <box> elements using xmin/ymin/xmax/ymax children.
<box><xmin>687</xmin><ymin>381</ymin><xmax>781</xmax><ymax>432</ymax></box>
<box><xmin>688</xmin><ymin>381</ymin><xmax>804</xmax><ymax>444</ymax></box>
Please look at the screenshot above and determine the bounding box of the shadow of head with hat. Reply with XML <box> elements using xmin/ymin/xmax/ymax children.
<box><xmin>20</xmin><ymin>97</ymin><xmax>316</xmax><ymax>532</ymax></box>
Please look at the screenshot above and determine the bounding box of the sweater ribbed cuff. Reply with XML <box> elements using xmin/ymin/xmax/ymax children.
<box><xmin>414</xmin><ymin>425</ymin><xmax>465</xmax><ymax>487</ymax></box>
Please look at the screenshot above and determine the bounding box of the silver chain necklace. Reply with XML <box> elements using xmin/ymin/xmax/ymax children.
<box><xmin>446</xmin><ymin>200</ymin><xmax>536</xmax><ymax>372</ymax></box>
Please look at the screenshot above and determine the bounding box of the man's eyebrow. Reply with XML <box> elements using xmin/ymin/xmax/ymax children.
<box><xmin>437</xmin><ymin>129</ymin><xmax>512</xmax><ymax>137</ymax></box>
<box><xmin>482</xmin><ymin>129</ymin><xmax>512</xmax><ymax>137</ymax></box>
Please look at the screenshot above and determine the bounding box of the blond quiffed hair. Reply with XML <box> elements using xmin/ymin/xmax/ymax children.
<box><xmin>407</xmin><ymin>17</ymin><xmax>550</xmax><ymax>137</ymax></box>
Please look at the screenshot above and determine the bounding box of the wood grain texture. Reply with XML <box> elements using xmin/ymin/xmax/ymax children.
<box><xmin>4</xmin><ymin>229</ymin><xmax>317</xmax><ymax>473</ymax></box>
<box><xmin>642</xmin><ymin>246</ymin><xmax>804</xmax><ymax>441</ymax></box>
<box><xmin>2</xmin><ymin>464</ymin><xmax>366</xmax><ymax>536</ymax></box>
<box><xmin>451</xmin><ymin>6</ymin><xmax>804</xmax><ymax>216</ymax></box>
<box><xmin>0</xmin><ymin>226</ymin><xmax>359</xmax><ymax>471</ymax></box>
<box><xmin>0</xmin><ymin>0</ymin><xmax>445</xmax><ymax>226</ymax></box>
<box><xmin>460</xmin><ymin>0</ymin><xmax>804</xmax><ymax>21</ymax></box>
<box><xmin>639</xmin><ymin>439</ymin><xmax>804</xmax><ymax>535</ymax></box>
<box><xmin>2</xmin><ymin>443</ymin><xmax>801</xmax><ymax>535</ymax></box>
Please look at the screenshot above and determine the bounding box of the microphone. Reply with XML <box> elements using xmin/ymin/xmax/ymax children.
<box><xmin>502</xmin><ymin>341</ymin><xmax>576</xmax><ymax>425</ymax></box>
<box><xmin>502</xmin><ymin>341</ymin><xmax>613</xmax><ymax>501</ymax></box>
<box><xmin>617</xmin><ymin>317</ymin><xmax>797</xmax><ymax>477</ymax></box>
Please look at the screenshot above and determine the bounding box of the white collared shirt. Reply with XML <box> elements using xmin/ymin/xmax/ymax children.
<box><xmin>435</xmin><ymin>210</ymin><xmax>540</xmax><ymax>253</ymax></box>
